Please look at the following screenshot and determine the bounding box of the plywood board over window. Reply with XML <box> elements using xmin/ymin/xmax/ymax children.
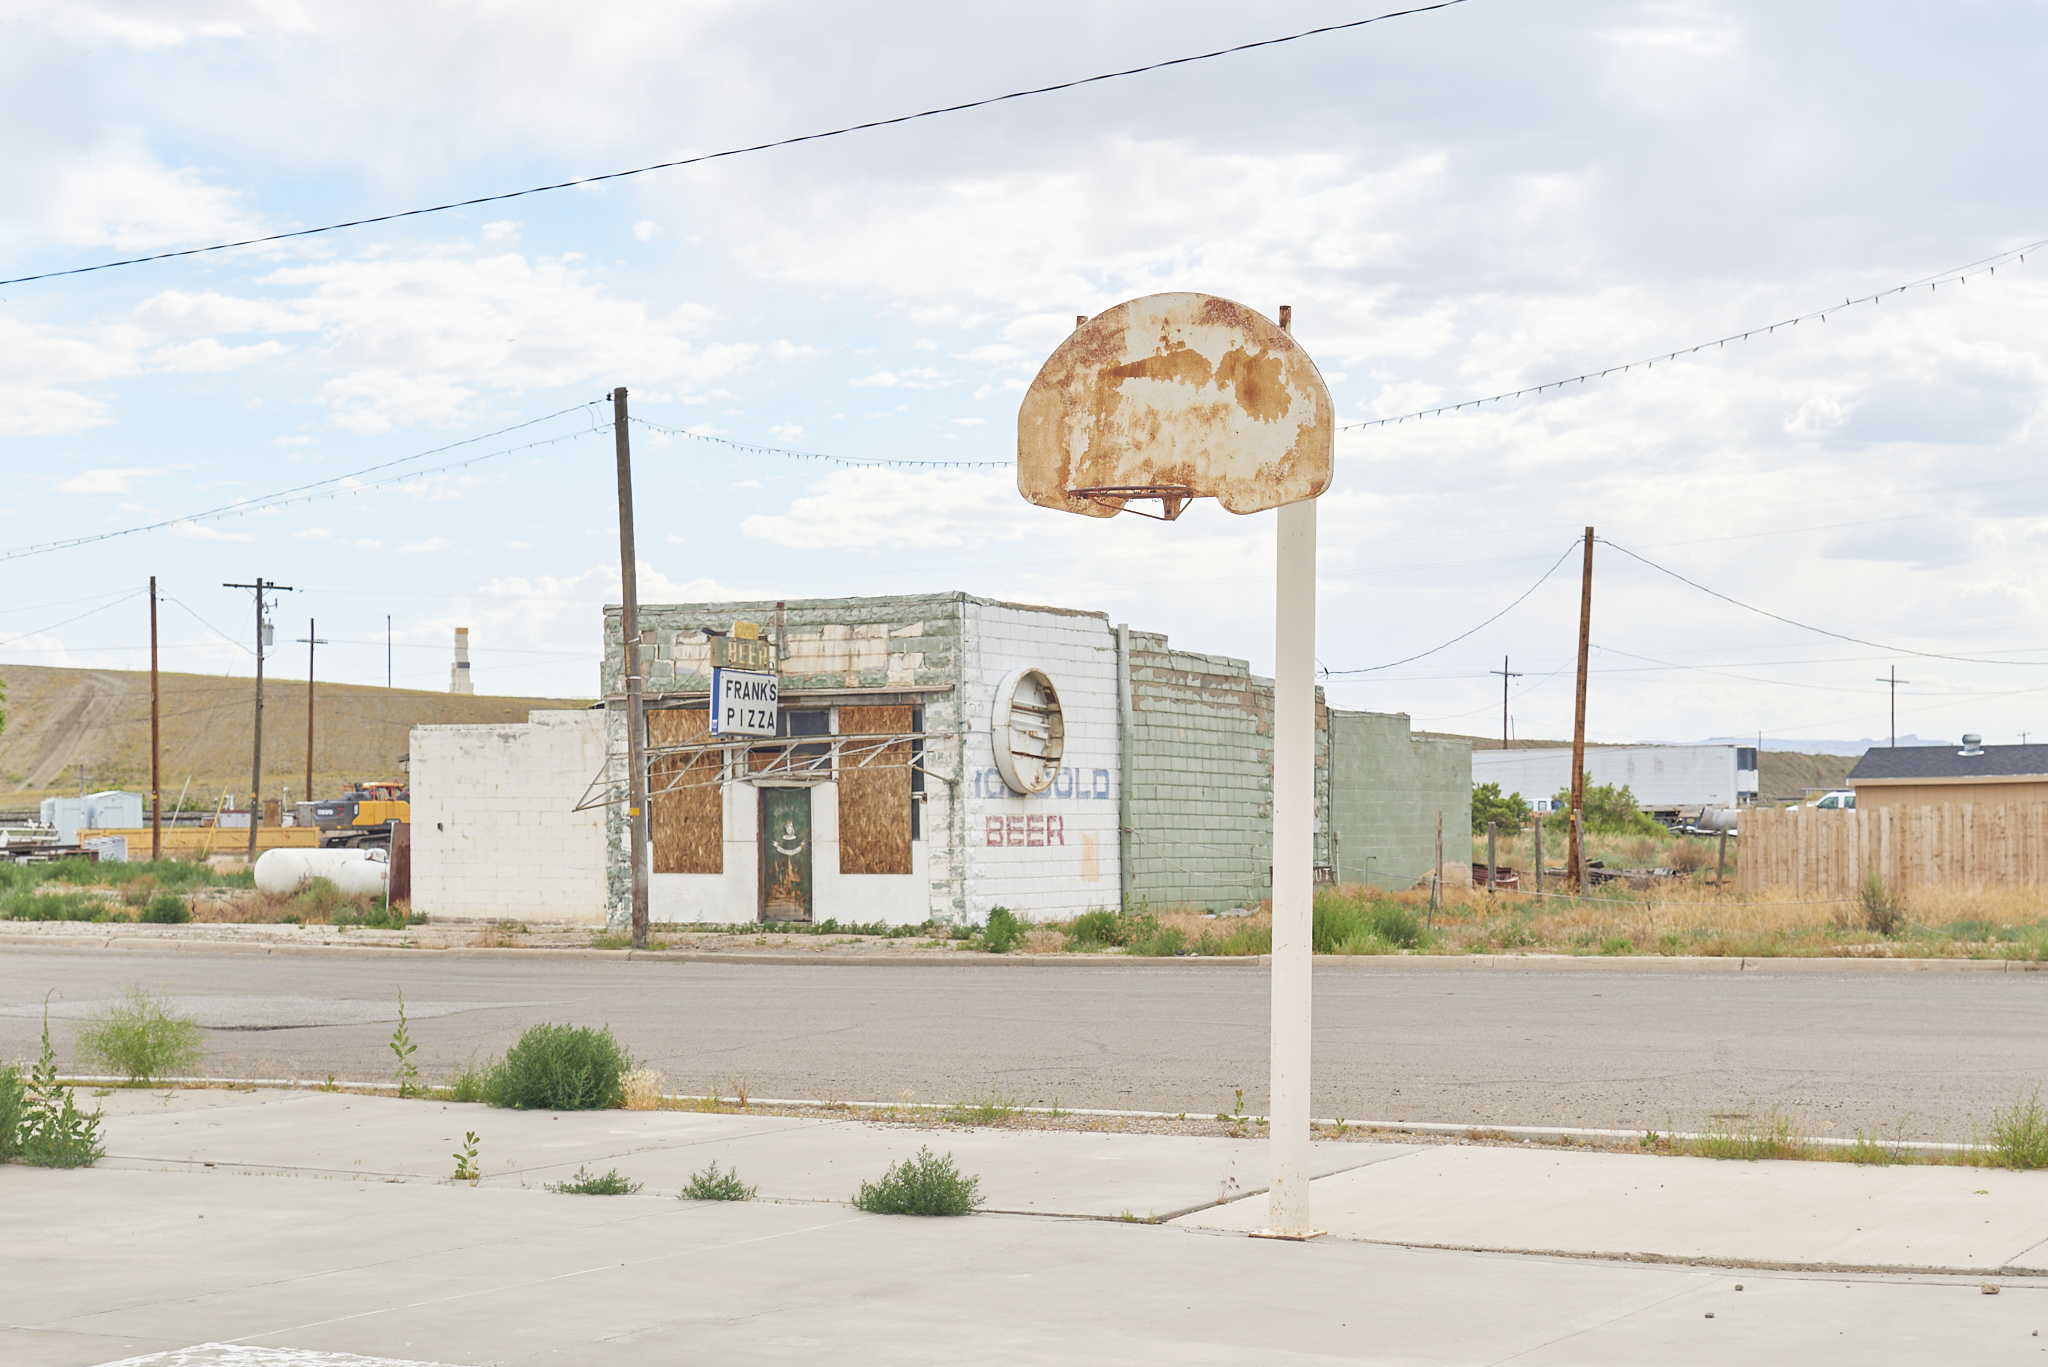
<box><xmin>839</xmin><ymin>705</ymin><xmax>913</xmax><ymax>874</ymax></box>
<box><xmin>649</xmin><ymin>708</ymin><xmax>721</xmax><ymax>874</ymax></box>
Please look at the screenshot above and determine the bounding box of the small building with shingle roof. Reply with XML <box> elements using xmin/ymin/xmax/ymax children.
<box><xmin>1847</xmin><ymin>737</ymin><xmax>2048</xmax><ymax>810</ymax></box>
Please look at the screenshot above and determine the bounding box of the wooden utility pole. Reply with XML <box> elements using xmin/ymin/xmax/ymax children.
<box><xmin>1875</xmin><ymin>666</ymin><xmax>1909</xmax><ymax>748</ymax></box>
<box><xmin>150</xmin><ymin>576</ymin><xmax>161</xmax><ymax>863</ymax></box>
<box><xmin>1567</xmin><ymin>527</ymin><xmax>1594</xmax><ymax>892</ymax></box>
<box><xmin>297</xmin><ymin>620</ymin><xmax>328</xmax><ymax>808</ymax></box>
<box><xmin>224</xmin><ymin>577</ymin><xmax>292</xmax><ymax>861</ymax></box>
<box><xmin>1485</xmin><ymin>820</ymin><xmax>1498</xmax><ymax>892</ymax></box>
<box><xmin>613</xmin><ymin>387</ymin><xmax>651</xmax><ymax>949</ymax></box>
<box><xmin>1432</xmin><ymin>810</ymin><xmax>1443</xmax><ymax>922</ymax></box>
<box><xmin>1533</xmin><ymin>814</ymin><xmax>1544</xmax><ymax>895</ymax></box>
<box><xmin>1490</xmin><ymin>655</ymin><xmax>1522</xmax><ymax>750</ymax></box>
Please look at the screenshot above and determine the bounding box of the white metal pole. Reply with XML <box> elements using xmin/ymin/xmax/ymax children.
<box><xmin>1268</xmin><ymin>494</ymin><xmax>1317</xmax><ymax>1235</ymax></box>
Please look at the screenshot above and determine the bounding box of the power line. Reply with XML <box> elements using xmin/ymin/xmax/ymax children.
<box><xmin>0</xmin><ymin>410</ymin><xmax>607</xmax><ymax>563</ymax></box>
<box><xmin>630</xmin><ymin>417</ymin><xmax>1008</xmax><ymax>469</ymax></box>
<box><xmin>1319</xmin><ymin>539</ymin><xmax>1582</xmax><ymax>676</ymax></box>
<box><xmin>0</xmin><ymin>2</ymin><xmax>1473</xmax><ymax>290</ymax></box>
<box><xmin>1597</xmin><ymin>537</ymin><xmax>2048</xmax><ymax>667</ymax></box>
<box><xmin>1341</xmin><ymin>238</ymin><xmax>2043</xmax><ymax>431</ymax></box>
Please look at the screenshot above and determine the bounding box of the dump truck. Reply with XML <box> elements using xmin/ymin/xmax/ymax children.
<box><xmin>311</xmin><ymin>781</ymin><xmax>410</xmax><ymax>849</ymax></box>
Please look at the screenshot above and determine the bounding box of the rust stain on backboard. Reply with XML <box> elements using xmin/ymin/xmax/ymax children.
<box><xmin>1017</xmin><ymin>293</ymin><xmax>1334</xmax><ymax>517</ymax></box>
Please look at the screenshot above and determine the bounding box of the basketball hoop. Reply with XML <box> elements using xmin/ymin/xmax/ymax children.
<box><xmin>1063</xmin><ymin>485</ymin><xmax>1198</xmax><ymax>520</ymax></box>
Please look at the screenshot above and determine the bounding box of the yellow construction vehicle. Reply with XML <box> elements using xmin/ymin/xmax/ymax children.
<box><xmin>312</xmin><ymin>781</ymin><xmax>411</xmax><ymax>849</ymax></box>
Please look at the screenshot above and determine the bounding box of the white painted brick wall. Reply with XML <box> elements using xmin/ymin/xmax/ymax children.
<box><xmin>409</xmin><ymin>710</ymin><xmax>608</xmax><ymax>923</ymax></box>
<box><xmin>961</xmin><ymin>602</ymin><xmax>1121</xmax><ymax>921</ymax></box>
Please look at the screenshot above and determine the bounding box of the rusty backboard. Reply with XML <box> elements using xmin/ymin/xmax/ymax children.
<box><xmin>1017</xmin><ymin>293</ymin><xmax>1334</xmax><ymax>519</ymax></box>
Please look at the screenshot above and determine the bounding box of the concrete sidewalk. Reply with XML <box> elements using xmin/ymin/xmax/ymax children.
<box><xmin>7</xmin><ymin>1090</ymin><xmax>2048</xmax><ymax>1366</ymax></box>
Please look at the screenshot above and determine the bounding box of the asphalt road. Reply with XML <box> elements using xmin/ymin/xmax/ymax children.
<box><xmin>4</xmin><ymin>948</ymin><xmax>2045</xmax><ymax>1139</ymax></box>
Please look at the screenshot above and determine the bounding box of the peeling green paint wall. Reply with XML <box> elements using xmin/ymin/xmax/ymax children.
<box><xmin>1327</xmin><ymin>711</ymin><xmax>1471</xmax><ymax>891</ymax></box>
<box><xmin>1123</xmin><ymin>632</ymin><xmax>1331</xmax><ymax>911</ymax></box>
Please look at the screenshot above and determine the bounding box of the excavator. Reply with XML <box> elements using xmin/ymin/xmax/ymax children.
<box><xmin>310</xmin><ymin>781</ymin><xmax>410</xmax><ymax>849</ymax></box>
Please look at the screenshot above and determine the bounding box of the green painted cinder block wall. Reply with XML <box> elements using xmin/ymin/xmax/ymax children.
<box><xmin>1125</xmin><ymin>631</ymin><xmax>1468</xmax><ymax>909</ymax></box>
<box><xmin>1327</xmin><ymin>711</ymin><xmax>1472</xmax><ymax>892</ymax></box>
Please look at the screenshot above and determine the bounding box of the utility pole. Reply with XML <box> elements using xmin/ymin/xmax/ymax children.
<box><xmin>150</xmin><ymin>576</ymin><xmax>161</xmax><ymax>863</ymax></box>
<box><xmin>1567</xmin><ymin>528</ymin><xmax>1594</xmax><ymax>893</ymax></box>
<box><xmin>1875</xmin><ymin>666</ymin><xmax>1909</xmax><ymax>747</ymax></box>
<box><xmin>1489</xmin><ymin>655</ymin><xmax>1523</xmax><ymax>750</ymax></box>
<box><xmin>613</xmin><ymin>387</ymin><xmax>651</xmax><ymax>949</ymax></box>
<box><xmin>224</xmin><ymin>578</ymin><xmax>293</xmax><ymax>861</ymax></box>
<box><xmin>298</xmin><ymin>620</ymin><xmax>328</xmax><ymax>808</ymax></box>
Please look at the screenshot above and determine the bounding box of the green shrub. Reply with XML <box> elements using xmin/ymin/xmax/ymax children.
<box><xmin>851</xmin><ymin>1145</ymin><xmax>981</xmax><ymax>1216</ymax></box>
<box><xmin>1860</xmin><ymin>872</ymin><xmax>1904</xmax><ymax>937</ymax></box>
<box><xmin>1067</xmin><ymin>908</ymin><xmax>1123</xmax><ymax>948</ymax></box>
<box><xmin>1544</xmin><ymin>778</ymin><xmax>1663</xmax><ymax>837</ymax></box>
<box><xmin>1126</xmin><ymin>919</ymin><xmax>1187</xmax><ymax>956</ymax></box>
<box><xmin>75</xmin><ymin>986</ymin><xmax>204</xmax><ymax>1083</ymax></box>
<box><xmin>1988</xmin><ymin>1088</ymin><xmax>2048</xmax><ymax>1169</ymax></box>
<box><xmin>140</xmin><ymin>894</ymin><xmax>191</xmax><ymax>924</ymax></box>
<box><xmin>679</xmin><ymin>1161</ymin><xmax>756</xmax><ymax>1201</ymax></box>
<box><xmin>439</xmin><ymin>1057</ymin><xmax>489</xmax><ymax>1103</ymax></box>
<box><xmin>485</xmin><ymin>1023</ymin><xmax>632</xmax><ymax>1110</ymax></box>
<box><xmin>547</xmin><ymin>1164</ymin><xmax>641</xmax><ymax>1195</ymax></box>
<box><xmin>0</xmin><ymin>1063</ymin><xmax>23</xmax><ymax>1161</ymax></box>
<box><xmin>1470</xmin><ymin>781</ymin><xmax>1530</xmax><ymax>835</ymax></box>
<box><xmin>982</xmin><ymin>906</ymin><xmax>1026</xmax><ymax>954</ymax></box>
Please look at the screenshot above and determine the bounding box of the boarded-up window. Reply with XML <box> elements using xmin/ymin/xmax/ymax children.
<box><xmin>648</xmin><ymin>708</ymin><xmax>721</xmax><ymax>874</ymax></box>
<box><xmin>838</xmin><ymin>704</ymin><xmax>913</xmax><ymax>874</ymax></box>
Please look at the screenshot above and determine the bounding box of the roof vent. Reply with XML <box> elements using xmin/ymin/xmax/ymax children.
<box><xmin>1959</xmin><ymin>734</ymin><xmax>1984</xmax><ymax>756</ymax></box>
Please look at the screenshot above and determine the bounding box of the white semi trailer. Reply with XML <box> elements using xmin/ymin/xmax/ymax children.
<box><xmin>1471</xmin><ymin>744</ymin><xmax>1758</xmax><ymax>827</ymax></box>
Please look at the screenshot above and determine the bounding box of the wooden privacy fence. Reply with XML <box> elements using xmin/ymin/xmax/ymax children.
<box><xmin>1737</xmin><ymin>802</ymin><xmax>2048</xmax><ymax>895</ymax></box>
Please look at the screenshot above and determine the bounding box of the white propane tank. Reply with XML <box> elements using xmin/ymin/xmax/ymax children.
<box><xmin>254</xmin><ymin>847</ymin><xmax>389</xmax><ymax>897</ymax></box>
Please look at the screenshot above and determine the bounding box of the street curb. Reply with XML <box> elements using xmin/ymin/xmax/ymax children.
<box><xmin>0</xmin><ymin>932</ymin><xmax>2041</xmax><ymax>971</ymax></box>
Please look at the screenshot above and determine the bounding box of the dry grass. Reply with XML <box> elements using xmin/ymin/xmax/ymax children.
<box><xmin>620</xmin><ymin>1068</ymin><xmax>665</xmax><ymax>1111</ymax></box>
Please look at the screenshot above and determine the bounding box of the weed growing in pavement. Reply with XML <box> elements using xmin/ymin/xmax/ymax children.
<box><xmin>547</xmin><ymin>1164</ymin><xmax>640</xmax><ymax>1195</ymax></box>
<box><xmin>434</xmin><ymin>1057</ymin><xmax>489</xmax><ymax>1104</ymax></box>
<box><xmin>679</xmin><ymin>1161</ymin><xmax>756</xmax><ymax>1201</ymax></box>
<box><xmin>0</xmin><ymin>1063</ymin><xmax>23</xmax><ymax>1160</ymax></box>
<box><xmin>981</xmin><ymin>906</ymin><xmax>1027</xmax><ymax>954</ymax></box>
<box><xmin>852</xmin><ymin>1146</ymin><xmax>982</xmax><ymax>1216</ymax></box>
<box><xmin>74</xmin><ymin>986</ymin><xmax>203</xmax><ymax>1083</ymax></box>
<box><xmin>1217</xmin><ymin>1088</ymin><xmax>1250</xmax><ymax>1135</ymax></box>
<box><xmin>139</xmin><ymin>894</ymin><xmax>191</xmax><ymax>924</ymax></box>
<box><xmin>319</xmin><ymin>1075</ymin><xmax>342</xmax><ymax>1093</ymax></box>
<box><xmin>17</xmin><ymin>1001</ymin><xmax>104</xmax><ymax>1168</ymax></box>
<box><xmin>724</xmin><ymin>1074</ymin><xmax>751</xmax><ymax>1109</ymax></box>
<box><xmin>591</xmin><ymin>930</ymin><xmax>633</xmax><ymax>950</ymax></box>
<box><xmin>389</xmin><ymin>991</ymin><xmax>421</xmax><ymax>1098</ymax></box>
<box><xmin>1987</xmin><ymin>1088</ymin><xmax>2048</xmax><ymax>1169</ymax></box>
<box><xmin>452</xmin><ymin>1132</ymin><xmax>481</xmax><ymax>1183</ymax></box>
<box><xmin>485</xmin><ymin>1023</ymin><xmax>632</xmax><ymax>1110</ymax></box>
<box><xmin>945</xmin><ymin>1094</ymin><xmax>1018</xmax><ymax>1125</ymax></box>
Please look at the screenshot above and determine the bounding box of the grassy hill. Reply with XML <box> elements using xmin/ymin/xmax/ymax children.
<box><xmin>0</xmin><ymin>662</ymin><xmax>589</xmax><ymax>808</ymax></box>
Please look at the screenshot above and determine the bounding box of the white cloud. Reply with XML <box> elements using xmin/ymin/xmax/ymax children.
<box><xmin>55</xmin><ymin>466</ymin><xmax>158</xmax><ymax>495</ymax></box>
<box><xmin>273</xmin><ymin>435</ymin><xmax>314</xmax><ymax>448</ymax></box>
<box><xmin>149</xmin><ymin>338</ymin><xmax>291</xmax><ymax>373</ymax></box>
<box><xmin>950</xmin><ymin>416</ymin><xmax>987</xmax><ymax>427</ymax></box>
<box><xmin>293</xmin><ymin>527</ymin><xmax>334</xmax><ymax>540</ymax></box>
<box><xmin>765</xmin><ymin>424</ymin><xmax>801</xmax><ymax>441</ymax></box>
<box><xmin>401</xmin><ymin>537</ymin><xmax>452</xmax><ymax>553</ymax></box>
<box><xmin>30</xmin><ymin>141</ymin><xmax>263</xmax><ymax>251</ymax></box>
<box><xmin>741</xmin><ymin>468</ymin><xmax>1019</xmax><ymax>551</ymax></box>
<box><xmin>633</xmin><ymin>220</ymin><xmax>659</xmax><ymax>242</ymax></box>
<box><xmin>849</xmin><ymin>367</ymin><xmax>949</xmax><ymax>390</ymax></box>
<box><xmin>481</xmin><ymin>220</ymin><xmax>520</xmax><ymax>242</ymax></box>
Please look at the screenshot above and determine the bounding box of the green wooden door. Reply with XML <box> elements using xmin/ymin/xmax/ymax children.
<box><xmin>760</xmin><ymin>787</ymin><xmax>814</xmax><ymax>922</ymax></box>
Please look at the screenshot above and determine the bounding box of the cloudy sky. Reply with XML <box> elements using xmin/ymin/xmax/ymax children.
<box><xmin>4</xmin><ymin>0</ymin><xmax>2046</xmax><ymax>750</ymax></box>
